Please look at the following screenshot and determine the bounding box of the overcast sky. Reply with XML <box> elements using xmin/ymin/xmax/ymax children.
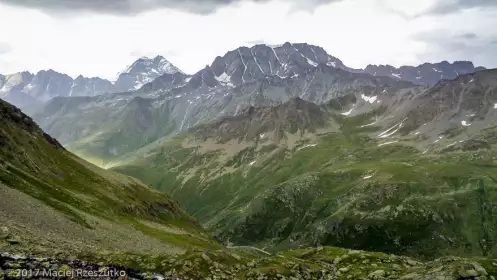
<box><xmin>0</xmin><ymin>0</ymin><xmax>496</xmax><ymax>80</ymax></box>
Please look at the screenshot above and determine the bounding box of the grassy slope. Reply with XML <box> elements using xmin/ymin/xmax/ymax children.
<box><xmin>114</xmin><ymin>109</ymin><xmax>497</xmax><ymax>260</ymax></box>
<box><xmin>0</xmin><ymin>98</ymin><xmax>221</xmax><ymax>259</ymax></box>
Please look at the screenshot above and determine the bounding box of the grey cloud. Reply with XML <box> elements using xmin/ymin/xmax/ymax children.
<box><xmin>458</xmin><ymin>33</ymin><xmax>478</xmax><ymax>40</ymax></box>
<box><xmin>379</xmin><ymin>0</ymin><xmax>497</xmax><ymax>20</ymax></box>
<box><xmin>0</xmin><ymin>0</ymin><xmax>343</xmax><ymax>15</ymax></box>
<box><xmin>426</xmin><ymin>0</ymin><xmax>497</xmax><ymax>15</ymax></box>
<box><xmin>0</xmin><ymin>42</ymin><xmax>11</xmax><ymax>55</ymax></box>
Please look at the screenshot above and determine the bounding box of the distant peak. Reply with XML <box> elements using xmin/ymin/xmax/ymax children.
<box><xmin>36</xmin><ymin>69</ymin><xmax>70</xmax><ymax>78</ymax></box>
<box><xmin>117</xmin><ymin>55</ymin><xmax>182</xmax><ymax>80</ymax></box>
<box><xmin>452</xmin><ymin>60</ymin><xmax>474</xmax><ymax>66</ymax></box>
<box><xmin>365</xmin><ymin>64</ymin><xmax>394</xmax><ymax>68</ymax></box>
<box><xmin>135</xmin><ymin>55</ymin><xmax>167</xmax><ymax>62</ymax></box>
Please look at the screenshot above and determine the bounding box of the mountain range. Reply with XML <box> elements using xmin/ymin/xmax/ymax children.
<box><xmin>27</xmin><ymin>42</ymin><xmax>486</xmax><ymax>168</ymax></box>
<box><xmin>1</xmin><ymin>80</ymin><xmax>496</xmax><ymax>280</ymax></box>
<box><xmin>32</xmin><ymin>62</ymin><xmax>412</xmax><ymax>166</ymax></box>
<box><xmin>1</xmin><ymin>41</ymin><xmax>497</xmax><ymax>279</ymax></box>
<box><xmin>1</xmin><ymin>42</ymin><xmax>486</xmax><ymax>112</ymax></box>
<box><xmin>0</xmin><ymin>55</ymin><xmax>182</xmax><ymax>110</ymax></box>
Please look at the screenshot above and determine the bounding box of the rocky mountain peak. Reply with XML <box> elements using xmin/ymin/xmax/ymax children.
<box><xmin>282</xmin><ymin>42</ymin><xmax>292</xmax><ymax>48</ymax></box>
<box><xmin>119</xmin><ymin>56</ymin><xmax>181</xmax><ymax>75</ymax></box>
<box><xmin>114</xmin><ymin>56</ymin><xmax>183</xmax><ymax>91</ymax></box>
<box><xmin>197</xmin><ymin>42</ymin><xmax>352</xmax><ymax>88</ymax></box>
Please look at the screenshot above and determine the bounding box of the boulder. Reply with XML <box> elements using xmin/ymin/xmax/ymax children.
<box><xmin>368</xmin><ymin>270</ymin><xmax>386</xmax><ymax>279</ymax></box>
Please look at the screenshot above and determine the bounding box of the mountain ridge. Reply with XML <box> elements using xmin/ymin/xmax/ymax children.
<box><xmin>0</xmin><ymin>56</ymin><xmax>184</xmax><ymax>110</ymax></box>
<box><xmin>2</xmin><ymin>42</ymin><xmax>488</xmax><ymax>112</ymax></box>
<box><xmin>32</xmin><ymin>61</ymin><xmax>416</xmax><ymax>167</ymax></box>
<box><xmin>364</xmin><ymin>60</ymin><xmax>486</xmax><ymax>85</ymax></box>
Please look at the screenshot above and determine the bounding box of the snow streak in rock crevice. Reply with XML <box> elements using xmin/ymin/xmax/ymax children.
<box><xmin>179</xmin><ymin>101</ymin><xmax>193</xmax><ymax>131</ymax></box>
<box><xmin>377</xmin><ymin>118</ymin><xmax>407</xmax><ymax>138</ymax></box>
<box><xmin>378</xmin><ymin>141</ymin><xmax>399</xmax><ymax>147</ymax></box>
<box><xmin>296</xmin><ymin>144</ymin><xmax>317</xmax><ymax>152</ymax></box>
<box><xmin>251</xmin><ymin>48</ymin><xmax>265</xmax><ymax>75</ymax></box>
<box><xmin>238</xmin><ymin>49</ymin><xmax>247</xmax><ymax>83</ymax></box>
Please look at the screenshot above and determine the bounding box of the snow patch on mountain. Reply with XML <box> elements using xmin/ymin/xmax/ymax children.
<box><xmin>296</xmin><ymin>144</ymin><xmax>317</xmax><ymax>152</ymax></box>
<box><xmin>378</xmin><ymin>141</ymin><xmax>399</xmax><ymax>147</ymax></box>
<box><xmin>341</xmin><ymin>106</ymin><xmax>355</xmax><ymax>116</ymax></box>
<box><xmin>326</xmin><ymin>61</ymin><xmax>337</xmax><ymax>67</ymax></box>
<box><xmin>361</xmin><ymin>94</ymin><xmax>378</xmax><ymax>104</ymax></box>
<box><xmin>378</xmin><ymin>118</ymin><xmax>407</xmax><ymax>138</ymax></box>
<box><xmin>360</xmin><ymin>120</ymin><xmax>377</xmax><ymax>128</ymax></box>
<box><xmin>306</xmin><ymin>58</ymin><xmax>318</xmax><ymax>67</ymax></box>
<box><xmin>446</xmin><ymin>142</ymin><xmax>458</xmax><ymax>148</ymax></box>
<box><xmin>215</xmin><ymin>72</ymin><xmax>231</xmax><ymax>83</ymax></box>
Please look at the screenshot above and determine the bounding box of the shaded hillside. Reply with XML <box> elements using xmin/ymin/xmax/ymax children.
<box><xmin>192</xmin><ymin>97</ymin><xmax>332</xmax><ymax>143</ymax></box>
<box><xmin>0</xmin><ymin>98</ymin><xmax>218</xmax><ymax>259</ymax></box>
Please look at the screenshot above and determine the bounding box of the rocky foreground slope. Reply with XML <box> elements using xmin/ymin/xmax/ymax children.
<box><xmin>1</xmin><ymin>242</ymin><xmax>497</xmax><ymax>279</ymax></box>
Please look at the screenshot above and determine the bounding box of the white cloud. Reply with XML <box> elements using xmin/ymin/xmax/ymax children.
<box><xmin>0</xmin><ymin>0</ymin><xmax>496</xmax><ymax>80</ymax></box>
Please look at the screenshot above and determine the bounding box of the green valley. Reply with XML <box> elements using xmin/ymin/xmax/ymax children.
<box><xmin>113</xmin><ymin>97</ymin><xmax>497</xmax><ymax>261</ymax></box>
